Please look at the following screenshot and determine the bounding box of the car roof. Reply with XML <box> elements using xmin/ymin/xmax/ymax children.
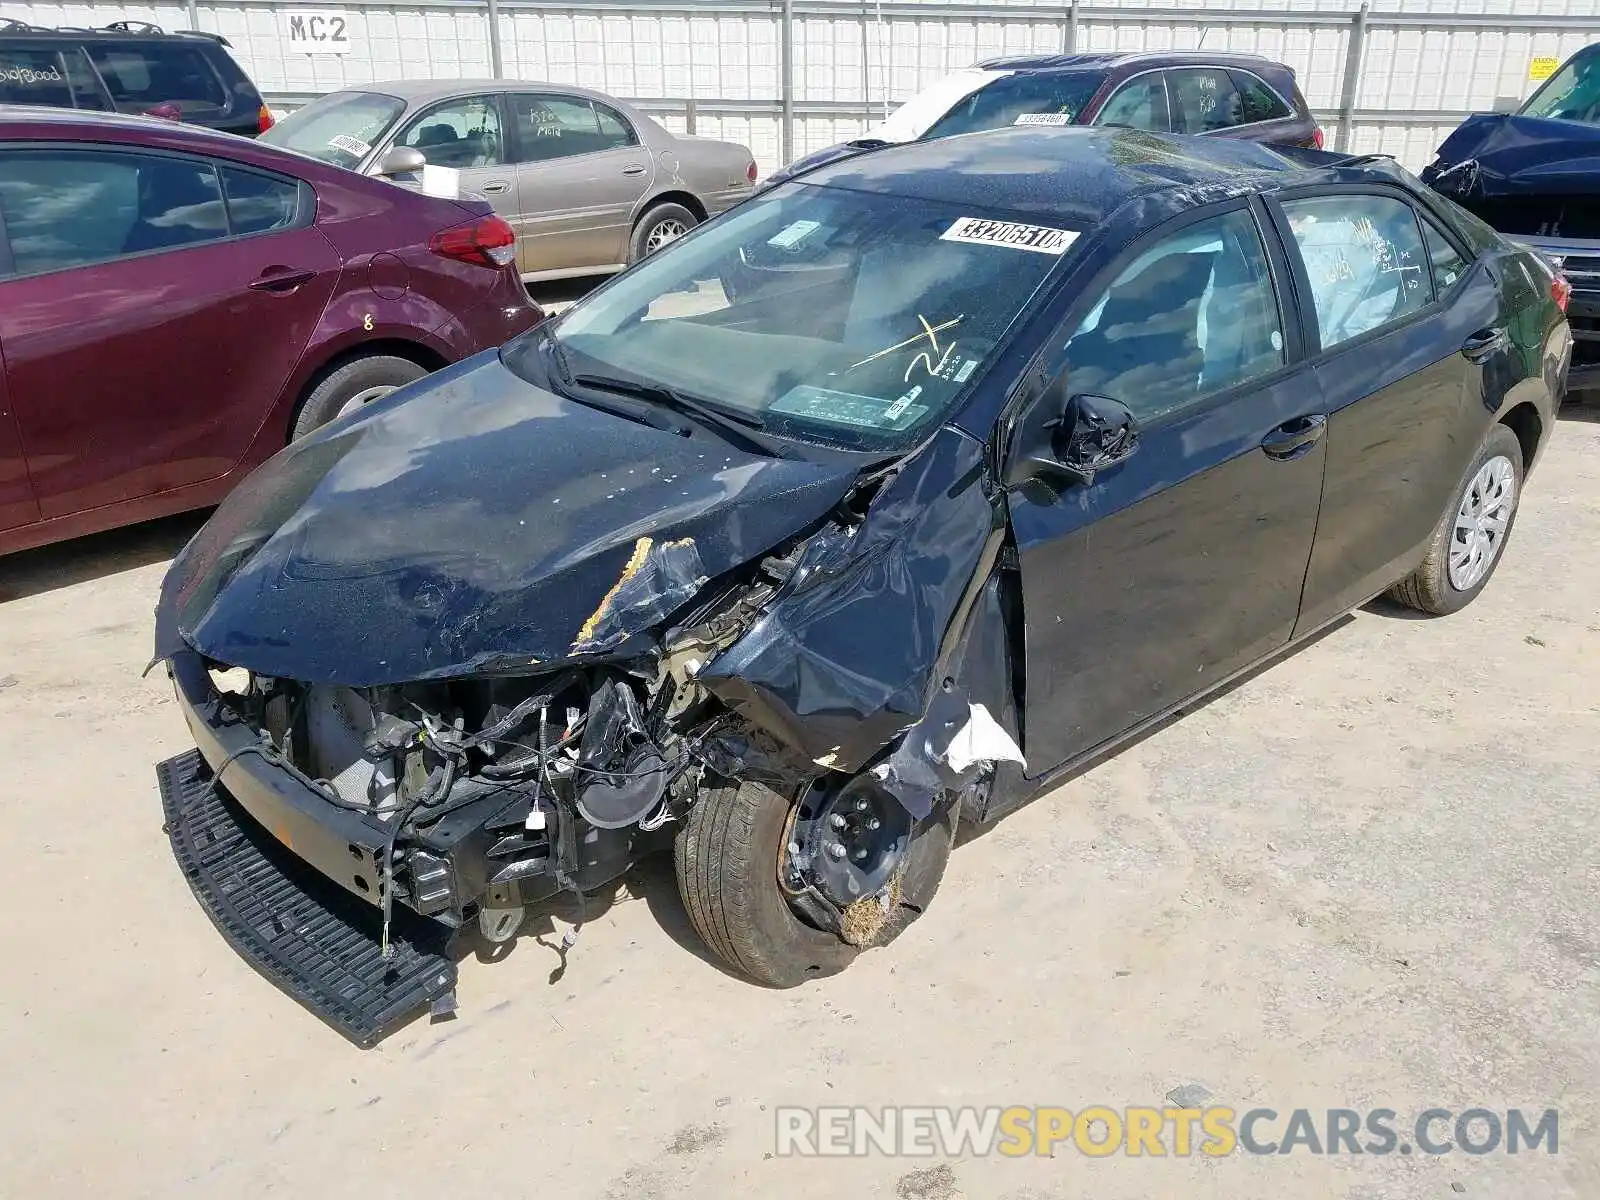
<box><xmin>336</xmin><ymin>78</ymin><xmax>631</xmax><ymax>107</ymax></box>
<box><xmin>977</xmin><ymin>50</ymin><xmax>1286</xmax><ymax>73</ymax></box>
<box><xmin>0</xmin><ymin>103</ymin><xmax>240</xmax><ymax>142</ymax></box>
<box><xmin>0</xmin><ymin>104</ymin><xmax>357</xmax><ymax>177</ymax></box>
<box><xmin>798</xmin><ymin>126</ymin><xmax>1381</xmax><ymax>226</ymax></box>
<box><xmin>0</xmin><ymin>24</ymin><xmax>232</xmax><ymax>47</ymax></box>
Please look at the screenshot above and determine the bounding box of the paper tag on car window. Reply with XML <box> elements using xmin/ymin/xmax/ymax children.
<box><xmin>941</xmin><ymin>217</ymin><xmax>1077</xmax><ymax>255</ymax></box>
<box><xmin>328</xmin><ymin>134</ymin><xmax>371</xmax><ymax>157</ymax></box>
<box><xmin>1014</xmin><ymin>112</ymin><xmax>1071</xmax><ymax>127</ymax></box>
<box><xmin>768</xmin><ymin>219</ymin><xmax>823</xmax><ymax>249</ymax></box>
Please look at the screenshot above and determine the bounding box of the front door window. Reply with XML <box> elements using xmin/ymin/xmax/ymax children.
<box><xmin>397</xmin><ymin>96</ymin><xmax>504</xmax><ymax>169</ymax></box>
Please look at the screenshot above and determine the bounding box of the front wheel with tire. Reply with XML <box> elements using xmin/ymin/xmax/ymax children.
<box><xmin>674</xmin><ymin>776</ymin><xmax>957</xmax><ymax>987</ymax></box>
<box><xmin>1388</xmin><ymin>423</ymin><xmax>1523</xmax><ymax>615</ymax></box>
<box><xmin>630</xmin><ymin>203</ymin><xmax>698</xmax><ymax>263</ymax></box>
<box><xmin>291</xmin><ymin>354</ymin><xmax>428</xmax><ymax>441</ymax></box>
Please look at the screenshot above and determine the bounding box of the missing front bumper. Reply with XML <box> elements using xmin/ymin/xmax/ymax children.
<box><xmin>157</xmin><ymin>749</ymin><xmax>457</xmax><ymax>1048</ymax></box>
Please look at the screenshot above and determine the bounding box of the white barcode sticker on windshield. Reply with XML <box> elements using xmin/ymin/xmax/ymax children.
<box><xmin>1014</xmin><ymin>112</ymin><xmax>1071</xmax><ymax>126</ymax></box>
<box><xmin>941</xmin><ymin>217</ymin><xmax>1077</xmax><ymax>255</ymax></box>
<box><xmin>328</xmin><ymin>134</ymin><xmax>372</xmax><ymax>157</ymax></box>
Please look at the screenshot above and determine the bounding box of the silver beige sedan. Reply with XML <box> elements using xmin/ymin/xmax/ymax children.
<box><xmin>262</xmin><ymin>79</ymin><xmax>758</xmax><ymax>282</ymax></box>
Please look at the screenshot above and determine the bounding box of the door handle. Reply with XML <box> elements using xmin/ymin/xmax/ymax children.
<box><xmin>621</xmin><ymin>164</ymin><xmax>647</xmax><ymax>177</ymax></box>
<box><xmin>1461</xmin><ymin>327</ymin><xmax>1507</xmax><ymax>363</ymax></box>
<box><xmin>480</xmin><ymin>180</ymin><xmax>511</xmax><ymax>194</ymax></box>
<box><xmin>1261</xmin><ymin>413</ymin><xmax>1328</xmax><ymax>461</ymax></box>
<box><xmin>248</xmin><ymin>267</ymin><xmax>315</xmax><ymax>293</ymax></box>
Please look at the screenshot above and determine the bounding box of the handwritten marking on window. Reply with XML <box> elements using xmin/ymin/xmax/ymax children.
<box><xmin>848</xmin><ymin>314</ymin><xmax>965</xmax><ymax>371</ymax></box>
<box><xmin>903</xmin><ymin>314</ymin><xmax>959</xmax><ymax>383</ymax></box>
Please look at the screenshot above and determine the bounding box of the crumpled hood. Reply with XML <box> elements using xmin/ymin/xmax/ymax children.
<box><xmin>1428</xmin><ymin>113</ymin><xmax>1600</xmax><ymax>198</ymax></box>
<box><xmin>154</xmin><ymin>350</ymin><xmax>860</xmax><ymax>685</ymax></box>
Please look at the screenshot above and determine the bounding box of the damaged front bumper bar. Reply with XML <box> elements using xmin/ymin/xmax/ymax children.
<box><xmin>162</xmin><ymin>650</ymin><xmax>473</xmax><ymax>1045</ymax></box>
<box><xmin>169</xmin><ymin>649</ymin><xmax>401</xmax><ymax>908</ymax></box>
<box><xmin>157</xmin><ymin>748</ymin><xmax>457</xmax><ymax>1047</ymax></box>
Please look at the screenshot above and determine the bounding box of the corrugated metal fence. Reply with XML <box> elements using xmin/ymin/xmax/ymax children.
<box><xmin>7</xmin><ymin>0</ymin><xmax>1600</xmax><ymax>171</ymax></box>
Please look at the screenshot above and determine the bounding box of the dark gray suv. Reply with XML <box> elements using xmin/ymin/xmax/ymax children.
<box><xmin>0</xmin><ymin>18</ymin><xmax>273</xmax><ymax>137</ymax></box>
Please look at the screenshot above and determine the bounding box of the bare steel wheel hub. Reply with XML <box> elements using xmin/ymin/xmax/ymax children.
<box><xmin>783</xmin><ymin>777</ymin><xmax>912</xmax><ymax>941</ymax></box>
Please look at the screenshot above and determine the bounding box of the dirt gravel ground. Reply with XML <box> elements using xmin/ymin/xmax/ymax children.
<box><xmin>1</xmin><ymin>409</ymin><xmax>1596</xmax><ymax>1200</ymax></box>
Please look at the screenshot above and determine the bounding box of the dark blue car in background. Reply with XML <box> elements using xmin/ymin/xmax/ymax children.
<box><xmin>1425</xmin><ymin>42</ymin><xmax>1600</xmax><ymax>392</ymax></box>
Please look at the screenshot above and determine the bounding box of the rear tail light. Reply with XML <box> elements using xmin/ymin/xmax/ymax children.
<box><xmin>746</xmin><ymin>160</ymin><xmax>758</xmax><ymax>184</ymax></box>
<box><xmin>1552</xmin><ymin>274</ymin><xmax>1572</xmax><ymax>312</ymax></box>
<box><xmin>430</xmin><ymin>215</ymin><xmax>517</xmax><ymax>269</ymax></box>
<box><xmin>1312</xmin><ymin>126</ymin><xmax>1325</xmax><ymax>150</ymax></box>
<box><xmin>257</xmin><ymin>104</ymin><xmax>275</xmax><ymax>134</ymax></box>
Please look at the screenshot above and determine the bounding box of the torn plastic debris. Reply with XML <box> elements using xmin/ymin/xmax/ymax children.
<box><xmin>873</xmin><ymin>686</ymin><xmax>1025</xmax><ymax>819</ymax></box>
<box><xmin>570</xmin><ymin>535</ymin><xmax>709</xmax><ymax>656</ymax></box>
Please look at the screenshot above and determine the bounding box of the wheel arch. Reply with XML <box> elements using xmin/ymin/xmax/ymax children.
<box><xmin>1499</xmin><ymin>399</ymin><xmax>1544</xmax><ymax>476</ymax></box>
<box><xmin>636</xmin><ymin>189</ymin><xmax>708</xmax><ymax>225</ymax></box>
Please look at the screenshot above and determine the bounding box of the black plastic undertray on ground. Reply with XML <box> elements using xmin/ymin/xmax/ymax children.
<box><xmin>157</xmin><ymin>749</ymin><xmax>457</xmax><ymax>1048</ymax></box>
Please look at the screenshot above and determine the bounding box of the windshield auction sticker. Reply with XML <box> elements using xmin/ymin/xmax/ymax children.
<box><xmin>941</xmin><ymin>217</ymin><xmax>1077</xmax><ymax>255</ymax></box>
<box><xmin>328</xmin><ymin>134</ymin><xmax>372</xmax><ymax>157</ymax></box>
<box><xmin>1014</xmin><ymin>112</ymin><xmax>1071</xmax><ymax>126</ymax></box>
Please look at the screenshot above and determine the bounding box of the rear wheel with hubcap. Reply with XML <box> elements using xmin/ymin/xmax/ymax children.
<box><xmin>674</xmin><ymin>774</ymin><xmax>958</xmax><ymax>986</ymax></box>
<box><xmin>291</xmin><ymin>354</ymin><xmax>429</xmax><ymax>441</ymax></box>
<box><xmin>630</xmin><ymin>203</ymin><xmax>698</xmax><ymax>263</ymax></box>
<box><xmin>1388</xmin><ymin>423</ymin><xmax>1523</xmax><ymax>615</ymax></box>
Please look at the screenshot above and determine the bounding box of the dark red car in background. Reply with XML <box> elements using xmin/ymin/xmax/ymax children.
<box><xmin>0</xmin><ymin>106</ymin><xmax>542</xmax><ymax>555</ymax></box>
<box><xmin>763</xmin><ymin>51</ymin><xmax>1323</xmax><ymax>189</ymax></box>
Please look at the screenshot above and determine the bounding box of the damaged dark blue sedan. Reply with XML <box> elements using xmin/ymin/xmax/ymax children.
<box><xmin>153</xmin><ymin>126</ymin><xmax>1571</xmax><ymax>1045</ymax></box>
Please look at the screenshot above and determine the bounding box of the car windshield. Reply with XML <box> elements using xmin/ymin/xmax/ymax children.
<box><xmin>259</xmin><ymin>90</ymin><xmax>405</xmax><ymax>167</ymax></box>
<box><xmin>506</xmin><ymin>184</ymin><xmax>1075</xmax><ymax>453</ymax></box>
<box><xmin>921</xmin><ymin>70</ymin><xmax>1103</xmax><ymax>140</ymax></box>
<box><xmin>1519</xmin><ymin>51</ymin><xmax>1600</xmax><ymax>124</ymax></box>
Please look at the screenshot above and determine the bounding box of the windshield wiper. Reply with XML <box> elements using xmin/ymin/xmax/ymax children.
<box><xmin>533</xmin><ymin>328</ymin><xmax>686</xmax><ymax>435</ymax></box>
<box><xmin>570</xmin><ymin>373</ymin><xmax>793</xmax><ymax>459</ymax></box>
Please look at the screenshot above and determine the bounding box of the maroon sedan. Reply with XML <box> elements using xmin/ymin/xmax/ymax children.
<box><xmin>0</xmin><ymin>106</ymin><xmax>542</xmax><ymax>555</ymax></box>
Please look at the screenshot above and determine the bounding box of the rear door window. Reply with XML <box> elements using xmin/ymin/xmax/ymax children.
<box><xmin>510</xmin><ymin>94</ymin><xmax>624</xmax><ymax>162</ymax></box>
<box><xmin>1419</xmin><ymin>216</ymin><xmax>1469</xmax><ymax>293</ymax></box>
<box><xmin>220</xmin><ymin>167</ymin><xmax>305</xmax><ymax>236</ymax></box>
<box><xmin>1230</xmin><ymin>71</ymin><xmax>1293</xmax><ymax>124</ymax></box>
<box><xmin>593</xmin><ymin>101</ymin><xmax>639</xmax><ymax>150</ymax></box>
<box><xmin>0</xmin><ymin>148</ymin><xmax>228</xmax><ymax>276</ymax></box>
<box><xmin>86</xmin><ymin>43</ymin><xmax>225</xmax><ymax>113</ymax></box>
<box><xmin>1281</xmin><ymin>194</ymin><xmax>1432</xmax><ymax>350</ymax></box>
<box><xmin>1167</xmin><ymin>67</ymin><xmax>1247</xmax><ymax>134</ymax></box>
<box><xmin>60</xmin><ymin>47</ymin><xmax>111</xmax><ymax>109</ymax></box>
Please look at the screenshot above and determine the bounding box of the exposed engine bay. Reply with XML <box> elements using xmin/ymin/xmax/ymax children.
<box><xmin>195</xmin><ymin>521</ymin><xmax>1023</xmax><ymax>962</ymax></box>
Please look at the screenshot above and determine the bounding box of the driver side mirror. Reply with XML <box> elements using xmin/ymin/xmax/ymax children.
<box><xmin>375</xmin><ymin>145</ymin><xmax>427</xmax><ymax>177</ymax></box>
<box><xmin>1007</xmin><ymin>386</ymin><xmax>1140</xmax><ymax>489</ymax></box>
